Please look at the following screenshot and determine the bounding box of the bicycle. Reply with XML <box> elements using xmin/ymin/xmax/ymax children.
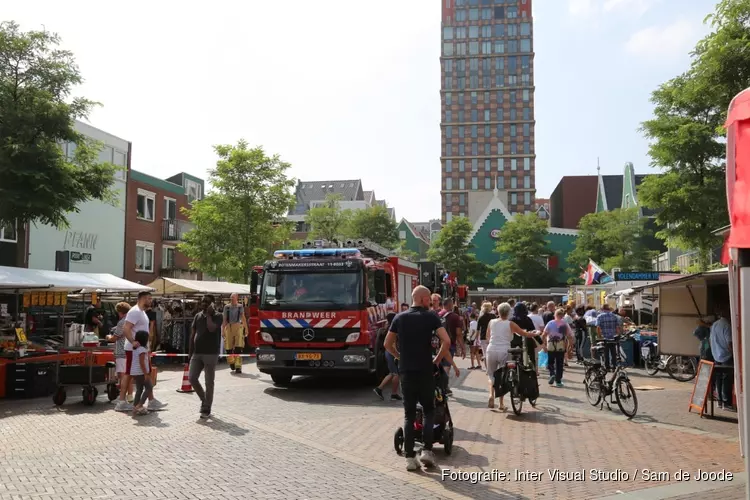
<box><xmin>583</xmin><ymin>334</ymin><xmax>638</xmax><ymax>419</ymax></box>
<box><xmin>503</xmin><ymin>346</ymin><xmax>539</xmax><ymax>415</ymax></box>
<box><xmin>641</xmin><ymin>339</ymin><xmax>697</xmax><ymax>382</ymax></box>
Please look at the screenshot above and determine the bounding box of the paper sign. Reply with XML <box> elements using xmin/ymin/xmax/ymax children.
<box><xmin>31</xmin><ymin>293</ymin><xmax>39</xmax><ymax>306</ymax></box>
<box><xmin>23</xmin><ymin>293</ymin><xmax>30</xmax><ymax>308</ymax></box>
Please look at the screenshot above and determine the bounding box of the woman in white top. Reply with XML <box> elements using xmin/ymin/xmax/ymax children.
<box><xmin>486</xmin><ymin>302</ymin><xmax>539</xmax><ymax>410</ymax></box>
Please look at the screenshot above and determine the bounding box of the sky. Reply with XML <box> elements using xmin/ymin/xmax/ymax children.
<box><xmin>5</xmin><ymin>0</ymin><xmax>713</xmax><ymax>222</ymax></box>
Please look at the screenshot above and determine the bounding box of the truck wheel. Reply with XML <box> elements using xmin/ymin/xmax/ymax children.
<box><xmin>271</xmin><ymin>374</ymin><xmax>292</xmax><ymax>387</ymax></box>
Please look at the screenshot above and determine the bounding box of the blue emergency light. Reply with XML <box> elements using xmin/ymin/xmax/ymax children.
<box><xmin>273</xmin><ymin>248</ymin><xmax>361</xmax><ymax>259</ymax></box>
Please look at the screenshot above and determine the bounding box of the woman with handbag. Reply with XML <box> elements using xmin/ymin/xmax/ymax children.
<box><xmin>542</xmin><ymin>308</ymin><xmax>574</xmax><ymax>388</ymax></box>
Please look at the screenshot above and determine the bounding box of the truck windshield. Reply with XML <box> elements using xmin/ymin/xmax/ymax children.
<box><xmin>260</xmin><ymin>271</ymin><xmax>362</xmax><ymax>310</ymax></box>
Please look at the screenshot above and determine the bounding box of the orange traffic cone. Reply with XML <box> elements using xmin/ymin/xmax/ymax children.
<box><xmin>176</xmin><ymin>363</ymin><xmax>194</xmax><ymax>393</ymax></box>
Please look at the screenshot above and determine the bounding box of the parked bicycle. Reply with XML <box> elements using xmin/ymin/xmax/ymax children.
<box><xmin>584</xmin><ymin>334</ymin><xmax>638</xmax><ymax>419</ymax></box>
<box><xmin>640</xmin><ymin>339</ymin><xmax>697</xmax><ymax>382</ymax></box>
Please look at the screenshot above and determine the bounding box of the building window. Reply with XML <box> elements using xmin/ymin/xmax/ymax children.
<box><xmin>164</xmin><ymin>197</ymin><xmax>177</xmax><ymax>220</ymax></box>
<box><xmin>497</xmin><ymin>141</ymin><xmax>504</xmax><ymax>154</ymax></box>
<box><xmin>510</xmin><ymin>124</ymin><xmax>517</xmax><ymax>137</ymax></box>
<box><xmin>498</xmin><ymin>158</ymin><xmax>504</xmax><ymax>171</ymax></box>
<box><xmin>485</xmin><ymin>177</ymin><xmax>491</xmax><ymax>189</ymax></box>
<box><xmin>511</xmin><ymin>158</ymin><xmax>517</xmax><ymax>170</ymax></box>
<box><xmin>471</xmin><ymin>125</ymin><xmax>478</xmax><ymax>138</ymax></box>
<box><xmin>469</xmin><ymin>41</ymin><xmax>479</xmax><ymax>55</ymax></box>
<box><xmin>484</xmin><ymin>110</ymin><xmax>490</xmax><ymax>122</ymax></box>
<box><xmin>446</xmin><ymin>144</ymin><xmax>453</xmax><ymax>156</ymax></box>
<box><xmin>507</xmin><ymin>6</ymin><xmax>518</xmax><ymax>18</ymax></box>
<box><xmin>497</xmin><ymin>176</ymin><xmax>505</xmax><ymax>189</ymax></box>
<box><xmin>469</xmin><ymin>26</ymin><xmax>479</xmax><ymax>38</ymax></box>
<box><xmin>484</xmin><ymin>143</ymin><xmax>491</xmax><ymax>155</ymax></box>
<box><xmin>459</xmin><ymin>144</ymin><xmax>465</xmax><ymax>156</ymax></box>
<box><xmin>508</xmin><ymin>40</ymin><xmax>518</xmax><ymax>53</ymax></box>
<box><xmin>446</xmin><ymin>110</ymin><xmax>452</xmax><ymax>122</ymax></box>
<box><xmin>520</xmin><ymin>22</ymin><xmax>531</xmax><ymax>36</ymax></box>
<box><xmin>472</xmin><ymin>143</ymin><xmax>478</xmax><ymax>155</ymax></box>
<box><xmin>459</xmin><ymin>193</ymin><xmax>466</xmax><ymax>206</ymax></box>
<box><xmin>459</xmin><ymin>126</ymin><xmax>465</xmax><ymax>138</ymax></box>
<box><xmin>524</xmin><ymin>157</ymin><xmax>531</xmax><ymax>170</ymax></box>
<box><xmin>511</xmin><ymin>192</ymin><xmax>518</xmax><ymax>205</ymax></box>
<box><xmin>481</xmin><ymin>25</ymin><xmax>492</xmax><ymax>37</ymax></box>
<box><xmin>135</xmin><ymin>241</ymin><xmax>155</xmax><ymax>273</ymax></box>
<box><xmin>469</xmin><ymin>8</ymin><xmax>479</xmax><ymax>20</ymax></box>
<box><xmin>524</xmin><ymin>192</ymin><xmax>531</xmax><ymax>205</ymax></box>
<box><xmin>523</xmin><ymin>123</ymin><xmax>530</xmax><ymax>137</ymax></box>
<box><xmin>446</xmin><ymin>178</ymin><xmax>453</xmax><ymax>190</ymax></box>
<box><xmin>459</xmin><ymin>178</ymin><xmax>465</xmax><ymax>189</ymax></box>
<box><xmin>485</xmin><ymin>159</ymin><xmax>491</xmax><ymax>171</ymax></box>
<box><xmin>399</xmin><ymin>230</ymin><xmax>407</xmax><ymax>239</ymax></box>
<box><xmin>458</xmin><ymin>159</ymin><xmax>465</xmax><ymax>172</ymax></box>
<box><xmin>472</xmin><ymin>158</ymin><xmax>478</xmax><ymax>171</ymax></box>
<box><xmin>0</xmin><ymin>220</ymin><xmax>17</xmax><ymax>242</ymax></box>
<box><xmin>523</xmin><ymin>176</ymin><xmax>530</xmax><ymax>189</ymax></box>
<box><xmin>446</xmin><ymin>126</ymin><xmax>452</xmax><ymax>139</ymax></box>
<box><xmin>523</xmin><ymin>107</ymin><xmax>531</xmax><ymax>120</ymax></box>
<box><xmin>446</xmin><ymin>159</ymin><xmax>452</xmax><ymax>172</ymax></box>
<box><xmin>494</xmin><ymin>6</ymin><xmax>504</xmax><ymax>18</ymax></box>
<box><xmin>446</xmin><ymin>193</ymin><xmax>453</xmax><ymax>206</ymax></box>
<box><xmin>163</xmin><ymin>245</ymin><xmax>176</xmax><ymax>269</ymax></box>
<box><xmin>520</xmin><ymin>39</ymin><xmax>531</xmax><ymax>52</ymax></box>
<box><xmin>444</xmin><ymin>77</ymin><xmax>453</xmax><ymax>89</ymax></box>
<box><xmin>494</xmin><ymin>41</ymin><xmax>505</xmax><ymax>54</ymax></box>
<box><xmin>507</xmin><ymin>24</ymin><xmax>518</xmax><ymax>36</ymax></box>
<box><xmin>445</xmin><ymin>92</ymin><xmax>452</xmax><ymax>105</ymax></box>
<box><xmin>482</xmin><ymin>7</ymin><xmax>492</xmax><ymax>19</ymax></box>
<box><xmin>484</xmin><ymin>125</ymin><xmax>490</xmax><ymax>137</ymax></box>
<box><xmin>511</xmin><ymin>142</ymin><xmax>518</xmax><ymax>154</ymax></box>
<box><xmin>443</xmin><ymin>27</ymin><xmax>453</xmax><ymax>40</ymax></box>
<box><xmin>459</xmin><ymin>212</ymin><xmax>466</xmax><ymax>218</ymax></box>
<box><xmin>511</xmin><ymin>177</ymin><xmax>517</xmax><ymax>189</ymax></box>
<box><xmin>186</xmin><ymin>180</ymin><xmax>202</xmax><ymax>204</ymax></box>
<box><xmin>446</xmin><ymin>212</ymin><xmax>453</xmax><ymax>222</ymax></box>
<box><xmin>494</xmin><ymin>24</ymin><xmax>505</xmax><ymax>36</ymax></box>
<box><xmin>472</xmin><ymin>177</ymin><xmax>478</xmax><ymax>190</ymax></box>
<box><xmin>137</xmin><ymin>189</ymin><xmax>156</xmax><ymax>222</ymax></box>
<box><xmin>524</xmin><ymin>141</ymin><xmax>531</xmax><ymax>154</ymax></box>
<box><xmin>523</xmin><ymin>89</ymin><xmax>530</xmax><ymax>102</ymax></box>
<box><xmin>443</xmin><ymin>43</ymin><xmax>454</xmax><ymax>56</ymax></box>
<box><xmin>98</xmin><ymin>145</ymin><xmax>113</xmax><ymax>164</ymax></box>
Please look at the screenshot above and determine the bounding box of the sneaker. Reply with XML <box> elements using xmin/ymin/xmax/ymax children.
<box><xmin>420</xmin><ymin>449</ymin><xmax>436</xmax><ymax>467</ymax></box>
<box><xmin>148</xmin><ymin>399</ymin><xmax>167</xmax><ymax>410</ymax></box>
<box><xmin>199</xmin><ymin>410</ymin><xmax>211</xmax><ymax>419</ymax></box>
<box><xmin>390</xmin><ymin>394</ymin><xmax>402</xmax><ymax>401</ymax></box>
<box><xmin>126</xmin><ymin>394</ymin><xmax>134</xmax><ymax>403</ymax></box>
<box><xmin>445</xmin><ymin>389</ymin><xmax>453</xmax><ymax>396</ymax></box>
<box><xmin>556</xmin><ymin>382</ymin><xmax>564</xmax><ymax>388</ymax></box>
<box><xmin>406</xmin><ymin>456</ymin><xmax>420</xmax><ymax>471</ymax></box>
<box><xmin>373</xmin><ymin>388</ymin><xmax>384</xmax><ymax>401</ymax></box>
<box><xmin>548</xmin><ymin>376</ymin><xmax>555</xmax><ymax>385</ymax></box>
<box><xmin>235</xmin><ymin>367</ymin><xmax>242</xmax><ymax>374</ymax></box>
<box><xmin>114</xmin><ymin>400</ymin><xmax>134</xmax><ymax>412</ymax></box>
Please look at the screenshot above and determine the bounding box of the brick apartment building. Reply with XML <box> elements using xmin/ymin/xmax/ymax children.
<box><xmin>124</xmin><ymin>171</ymin><xmax>204</xmax><ymax>284</ymax></box>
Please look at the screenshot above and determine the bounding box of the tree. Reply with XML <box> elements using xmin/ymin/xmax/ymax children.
<box><xmin>179</xmin><ymin>141</ymin><xmax>295</xmax><ymax>283</ymax></box>
<box><xmin>0</xmin><ymin>22</ymin><xmax>118</xmax><ymax>266</ymax></box>
<box><xmin>567</xmin><ymin>208</ymin><xmax>656</xmax><ymax>279</ymax></box>
<box><xmin>347</xmin><ymin>205</ymin><xmax>398</xmax><ymax>248</ymax></box>
<box><xmin>427</xmin><ymin>217</ymin><xmax>489</xmax><ymax>284</ymax></box>
<box><xmin>392</xmin><ymin>242</ymin><xmax>419</xmax><ymax>261</ymax></box>
<box><xmin>304</xmin><ymin>194</ymin><xmax>352</xmax><ymax>241</ymax></box>
<box><xmin>493</xmin><ymin>213</ymin><xmax>555</xmax><ymax>288</ymax></box>
<box><xmin>638</xmin><ymin>0</ymin><xmax>750</xmax><ymax>270</ymax></box>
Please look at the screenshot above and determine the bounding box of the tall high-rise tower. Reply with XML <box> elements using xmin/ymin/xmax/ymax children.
<box><xmin>440</xmin><ymin>0</ymin><xmax>535</xmax><ymax>223</ymax></box>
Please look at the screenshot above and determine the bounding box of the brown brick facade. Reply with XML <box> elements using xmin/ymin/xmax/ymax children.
<box><xmin>439</xmin><ymin>0</ymin><xmax>536</xmax><ymax>222</ymax></box>
<box><xmin>124</xmin><ymin>174</ymin><xmax>195</xmax><ymax>285</ymax></box>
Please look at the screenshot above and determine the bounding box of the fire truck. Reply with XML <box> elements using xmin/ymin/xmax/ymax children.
<box><xmin>250</xmin><ymin>240</ymin><xmax>419</xmax><ymax>386</ymax></box>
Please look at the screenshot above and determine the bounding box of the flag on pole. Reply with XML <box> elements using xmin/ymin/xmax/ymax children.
<box><xmin>585</xmin><ymin>260</ymin><xmax>612</xmax><ymax>285</ymax></box>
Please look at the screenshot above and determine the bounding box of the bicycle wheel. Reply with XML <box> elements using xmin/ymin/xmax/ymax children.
<box><xmin>584</xmin><ymin>368</ymin><xmax>602</xmax><ymax>406</ymax></box>
<box><xmin>614</xmin><ymin>376</ymin><xmax>638</xmax><ymax>418</ymax></box>
<box><xmin>666</xmin><ymin>356</ymin><xmax>697</xmax><ymax>382</ymax></box>
<box><xmin>510</xmin><ymin>385</ymin><xmax>523</xmax><ymax>415</ymax></box>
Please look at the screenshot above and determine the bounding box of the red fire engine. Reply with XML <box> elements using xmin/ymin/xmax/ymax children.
<box><xmin>249</xmin><ymin>240</ymin><xmax>419</xmax><ymax>386</ymax></box>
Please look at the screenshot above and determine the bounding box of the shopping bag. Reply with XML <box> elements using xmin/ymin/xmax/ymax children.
<box><xmin>538</xmin><ymin>351</ymin><xmax>548</xmax><ymax>369</ymax></box>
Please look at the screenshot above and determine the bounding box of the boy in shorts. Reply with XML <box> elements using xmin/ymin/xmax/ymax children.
<box><xmin>107</xmin><ymin>302</ymin><xmax>132</xmax><ymax>404</ymax></box>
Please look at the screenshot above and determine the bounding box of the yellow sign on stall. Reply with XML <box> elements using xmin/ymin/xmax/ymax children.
<box><xmin>30</xmin><ymin>292</ymin><xmax>39</xmax><ymax>306</ymax></box>
<box><xmin>46</xmin><ymin>292</ymin><xmax>55</xmax><ymax>306</ymax></box>
<box><xmin>60</xmin><ymin>293</ymin><xmax>67</xmax><ymax>306</ymax></box>
<box><xmin>53</xmin><ymin>293</ymin><xmax>61</xmax><ymax>306</ymax></box>
<box><xmin>22</xmin><ymin>293</ymin><xmax>30</xmax><ymax>308</ymax></box>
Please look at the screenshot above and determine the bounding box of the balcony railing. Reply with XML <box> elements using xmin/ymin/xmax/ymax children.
<box><xmin>161</xmin><ymin>219</ymin><xmax>194</xmax><ymax>241</ymax></box>
<box><xmin>159</xmin><ymin>266</ymin><xmax>200</xmax><ymax>280</ymax></box>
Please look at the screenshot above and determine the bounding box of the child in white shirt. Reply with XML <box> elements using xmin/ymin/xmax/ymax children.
<box><xmin>130</xmin><ymin>330</ymin><xmax>152</xmax><ymax>415</ymax></box>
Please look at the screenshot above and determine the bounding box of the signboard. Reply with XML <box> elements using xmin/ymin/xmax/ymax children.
<box><xmin>70</xmin><ymin>251</ymin><xmax>92</xmax><ymax>264</ymax></box>
<box><xmin>267</xmin><ymin>259</ymin><xmax>359</xmax><ymax>270</ymax></box>
<box><xmin>490</xmin><ymin>229</ymin><xmax>501</xmax><ymax>239</ymax></box>
<box><xmin>614</xmin><ymin>271</ymin><xmax>661</xmax><ymax>281</ymax></box>
<box><xmin>689</xmin><ymin>360</ymin><xmax>715</xmax><ymax>416</ymax></box>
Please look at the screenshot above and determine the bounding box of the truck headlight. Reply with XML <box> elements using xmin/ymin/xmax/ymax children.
<box><xmin>345</xmin><ymin>332</ymin><xmax>360</xmax><ymax>343</ymax></box>
<box><xmin>261</xmin><ymin>332</ymin><xmax>273</xmax><ymax>342</ymax></box>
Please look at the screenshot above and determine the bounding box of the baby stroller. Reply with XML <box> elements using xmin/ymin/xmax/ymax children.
<box><xmin>394</xmin><ymin>365</ymin><xmax>454</xmax><ymax>456</ymax></box>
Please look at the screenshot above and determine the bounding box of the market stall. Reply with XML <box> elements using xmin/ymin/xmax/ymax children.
<box><xmin>0</xmin><ymin>266</ymin><xmax>153</xmax><ymax>399</ymax></box>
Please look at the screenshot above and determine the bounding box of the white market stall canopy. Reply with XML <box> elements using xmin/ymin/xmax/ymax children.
<box><xmin>0</xmin><ymin>266</ymin><xmax>154</xmax><ymax>293</ymax></box>
<box><xmin>146</xmin><ymin>277</ymin><xmax>250</xmax><ymax>296</ymax></box>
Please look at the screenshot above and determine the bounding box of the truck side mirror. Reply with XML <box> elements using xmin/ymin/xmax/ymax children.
<box><xmin>250</xmin><ymin>270</ymin><xmax>260</xmax><ymax>304</ymax></box>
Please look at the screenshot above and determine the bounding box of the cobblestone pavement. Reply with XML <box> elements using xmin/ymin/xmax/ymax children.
<box><xmin>0</xmin><ymin>358</ymin><xmax>745</xmax><ymax>500</ymax></box>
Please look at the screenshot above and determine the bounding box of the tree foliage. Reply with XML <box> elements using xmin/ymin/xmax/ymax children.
<box><xmin>179</xmin><ymin>141</ymin><xmax>295</xmax><ymax>283</ymax></box>
<box><xmin>392</xmin><ymin>242</ymin><xmax>419</xmax><ymax>261</ymax></box>
<box><xmin>0</xmin><ymin>21</ymin><xmax>118</xmax><ymax>265</ymax></box>
<box><xmin>567</xmin><ymin>208</ymin><xmax>656</xmax><ymax>279</ymax></box>
<box><xmin>638</xmin><ymin>0</ymin><xmax>750</xmax><ymax>270</ymax></box>
<box><xmin>493</xmin><ymin>213</ymin><xmax>555</xmax><ymax>288</ymax></box>
<box><xmin>304</xmin><ymin>194</ymin><xmax>352</xmax><ymax>242</ymax></box>
<box><xmin>427</xmin><ymin>217</ymin><xmax>489</xmax><ymax>284</ymax></box>
<box><xmin>347</xmin><ymin>205</ymin><xmax>398</xmax><ymax>248</ymax></box>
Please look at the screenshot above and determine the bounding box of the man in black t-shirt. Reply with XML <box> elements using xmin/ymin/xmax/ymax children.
<box><xmin>84</xmin><ymin>298</ymin><xmax>103</xmax><ymax>334</ymax></box>
<box><xmin>385</xmin><ymin>286</ymin><xmax>451</xmax><ymax>472</ymax></box>
<box><xmin>542</xmin><ymin>301</ymin><xmax>556</xmax><ymax>325</ymax></box>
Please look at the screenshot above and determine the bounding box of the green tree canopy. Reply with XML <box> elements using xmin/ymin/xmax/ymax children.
<box><xmin>638</xmin><ymin>0</ymin><xmax>749</xmax><ymax>270</ymax></box>
<box><xmin>304</xmin><ymin>194</ymin><xmax>352</xmax><ymax>242</ymax></box>
<box><xmin>493</xmin><ymin>213</ymin><xmax>555</xmax><ymax>288</ymax></box>
<box><xmin>0</xmin><ymin>21</ymin><xmax>118</xmax><ymax>265</ymax></box>
<box><xmin>567</xmin><ymin>208</ymin><xmax>655</xmax><ymax>280</ymax></box>
<box><xmin>427</xmin><ymin>217</ymin><xmax>489</xmax><ymax>284</ymax></box>
<box><xmin>179</xmin><ymin>141</ymin><xmax>295</xmax><ymax>283</ymax></box>
<box><xmin>347</xmin><ymin>205</ymin><xmax>398</xmax><ymax>248</ymax></box>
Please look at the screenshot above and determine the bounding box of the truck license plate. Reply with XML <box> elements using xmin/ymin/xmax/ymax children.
<box><xmin>296</xmin><ymin>353</ymin><xmax>322</xmax><ymax>361</ymax></box>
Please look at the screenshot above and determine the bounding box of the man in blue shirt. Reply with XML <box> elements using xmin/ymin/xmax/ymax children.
<box><xmin>596</xmin><ymin>304</ymin><xmax>621</xmax><ymax>371</ymax></box>
<box><xmin>709</xmin><ymin>302</ymin><xmax>734</xmax><ymax>410</ymax></box>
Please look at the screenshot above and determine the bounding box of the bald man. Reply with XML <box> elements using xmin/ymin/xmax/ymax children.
<box><xmin>385</xmin><ymin>286</ymin><xmax>451</xmax><ymax>471</ymax></box>
<box><xmin>223</xmin><ymin>293</ymin><xmax>248</xmax><ymax>373</ymax></box>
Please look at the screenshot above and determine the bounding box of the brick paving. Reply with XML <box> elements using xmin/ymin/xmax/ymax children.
<box><xmin>0</xmin><ymin>358</ymin><xmax>745</xmax><ymax>500</ymax></box>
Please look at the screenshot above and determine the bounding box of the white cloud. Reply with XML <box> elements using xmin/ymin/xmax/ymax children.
<box><xmin>603</xmin><ymin>0</ymin><xmax>658</xmax><ymax>16</ymax></box>
<box><xmin>624</xmin><ymin>19</ymin><xmax>699</xmax><ymax>60</ymax></box>
<box><xmin>568</xmin><ymin>0</ymin><xmax>597</xmax><ymax>18</ymax></box>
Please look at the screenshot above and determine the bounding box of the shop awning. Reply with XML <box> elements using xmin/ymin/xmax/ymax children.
<box><xmin>0</xmin><ymin>266</ymin><xmax>154</xmax><ymax>293</ymax></box>
<box><xmin>629</xmin><ymin>268</ymin><xmax>729</xmax><ymax>294</ymax></box>
<box><xmin>469</xmin><ymin>287</ymin><xmax>569</xmax><ymax>297</ymax></box>
<box><xmin>145</xmin><ymin>277</ymin><xmax>250</xmax><ymax>296</ymax></box>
